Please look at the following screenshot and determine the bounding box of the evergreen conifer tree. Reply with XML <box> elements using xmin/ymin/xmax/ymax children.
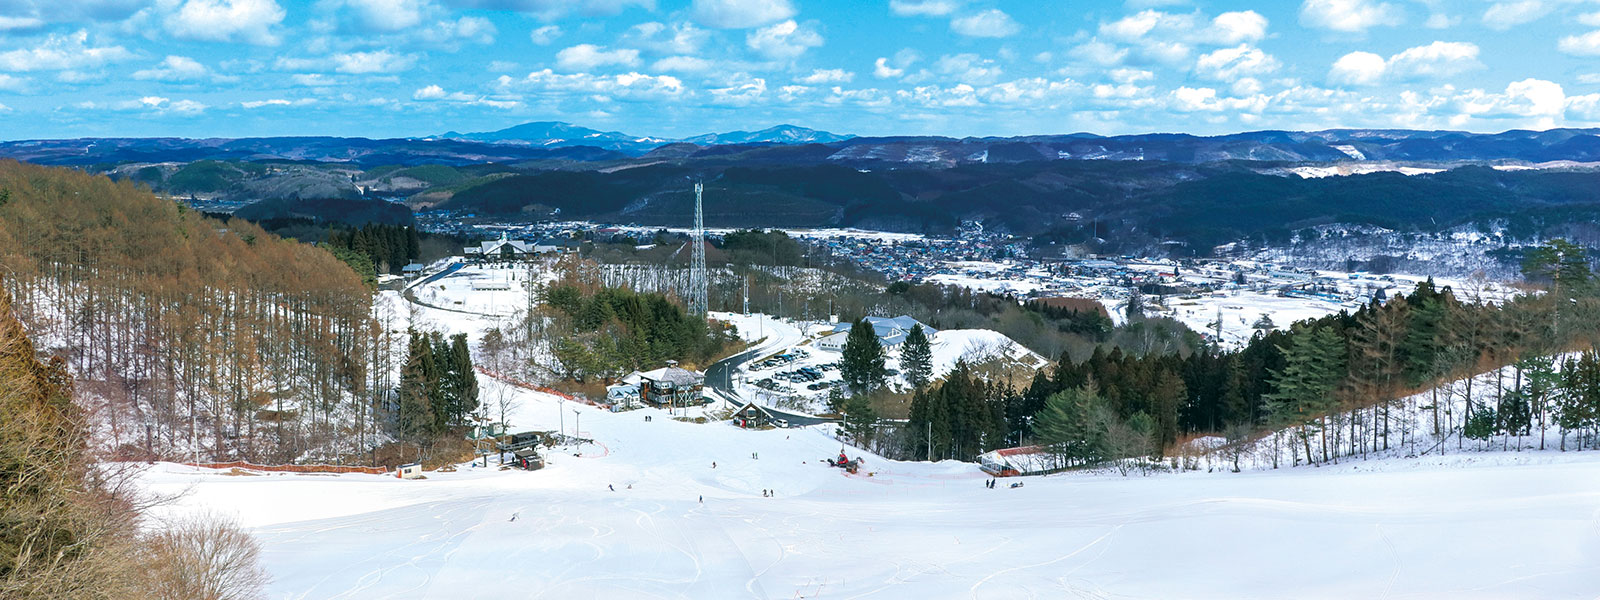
<box><xmin>840</xmin><ymin>319</ymin><xmax>887</xmax><ymax>394</ymax></box>
<box><xmin>901</xmin><ymin>324</ymin><xmax>933</xmax><ymax>391</ymax></box>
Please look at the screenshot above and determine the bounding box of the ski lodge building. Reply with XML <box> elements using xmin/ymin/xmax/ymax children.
<box><xmin>631</xmin><ymin>361</ymin><xmax>706</xmax><ymax>408</ymax></box>
<box><xmin>818</xmin><ymin>315</ymin><xmax>937</xmax><ymax>352</ymax></box>
<box><xmin>463</xmin><ymin>232</ymin><xmax>534</xmax><ymax>262</ymax></box>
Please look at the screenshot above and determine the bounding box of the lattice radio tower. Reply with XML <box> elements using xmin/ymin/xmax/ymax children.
<box><xmin>688</xmin><ymin>180</ymin><xmax>709</xmax><ymax>316</ymax></box>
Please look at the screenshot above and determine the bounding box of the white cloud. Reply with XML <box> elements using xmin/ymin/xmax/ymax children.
<box><xmin>1386</xmin><ymin>41</ymin><xmax>1480</xmax><ymax>78</ymax></box>
<box><xmin>440</xmin><ymin>0</ymin><xmax>648</xmax><ymax>18</ymax></box>
<box><xmin>242</xmin><ymin>98</ymin><xmax>291</xmax><ymax>108</ymax></box>
<box><xmin>1299</xmin><ymin>0</ymin><xmax>1402</xmax><ymax>33</ymax></box>
<box><xmin>1329</xmin><ymin>51</ymin><xmax>1386</xmax><ymax>85</ymax></box>
<box><xmin>623</xmin><ymin>22</ymin><xmax>709</xmax><ymax>55</ymax></box>
<box><xmin>0</xmin><ymin>30</ymin><xmax>132</xmax><ymax>72</ymax></box>
<box><xmin>1482</xmin><ymin>0</ymin><xmax>1549</xmax><ymax>30</ymax></box>
<box><xmin>1209</xmin><ymin>11</ymin><xmax>1268</xmax><ymax>44</ymax></box>
<box><xmin>746</xmin><ymin>20</ymin><xmax>822</xmax><ymax>60</ymax></box>
<box><xmin>422</xmin><ymin>16</ymin><xmax>496</xmax><ymax>45</ymax></box>
<box><xmin>290</xmin><ymin>73</ymin><xmax>336</xmax><ymax>86</ymax></box>
<box><xmin>1194</xmin><ymin>44</ymin><xmax>1279</xmax><ymax>81</ymax></box>
<box><xmin>1097</xmin><ymin>9</ymin><xmax>1267</xmax><ymax>52</ymax></box>
<box><xmin>951</xmin><ymin>9</ymin><xmax>1020</xmax><ymax>38</ymax></box>
<box><xmin>165</xmin><ymin>0</ymin><xmax>286</xmax><ymax>45</ymax></box>
<box><xmin>99</xmin><ymin>96</ymin><xmax>209</xmax><ymax>115</ymax></box>
<box><xmin>873</xmin><ymin>57</ymin><xmax>904</xmax><ymax>78</ymax></box>
<box><xmin>798</xmin><ymin>68</ymin><xmax>853</xmax><ymax>84</ymax></box>
<box><xmin>412</xmin><ymin>84</ymin><xmax>520</xmax><ymax>107</ymax></box>
<box><xmin>871</xmin><ymin>49</ymin><xmax>918</xmax><ymax>79</ymax></box>
<box><xmin>1171</xmin><ymin>86</ymin><xmax>1221</xmax><ymax>112</ymax></box>
<box><xmin>1424</xmin><ymin>13</ymin><xmax>1459</xmax><ymax>28</ymax></box>
<box><xmin>333</xmin><ymin>50</ymin><xmax>416</xmax><ymax>74</ymax></box>
<box><xmin>1070</xmin><ymin>39</ymin><xmax>1128</xmax><ymax>67</ymax></box>
<box><xmin>0</xmin><ymin>74</ymin><xmax>28</xmax><ymax>91</ymax></box>
<box><xmin>1328</xmin><ymin>41</ymin><xmax>1480</xmax><ymax>85</ymax></box>
<box><xmin>691</xmin><ymin>0</ymin><xmax>795</xmax><ymax>29</ymax></box>
<box><xmin>556</xmin><ymin>44</ymin><xmax>642</xmax><ymax>70</ymax></box>
<box><xmin>499</xmin><ymin>69</ymin><xmax>685</xmax><ymax>101</ymax></box>
<box><xmin>1558</xmin><ymin>30</ymin><xmax>1600</xmax><ymax>56</ymax></box>
<box><xmin>0</xmin><ymin>16</ymin><xmax>46</xmax><ymax>31</ymax></box>
<box><xmin>889</xmin><ymin>0</ymin><xmax>960</xmax><ymax>17</ymax></box>
<box><xmin>413</xmin><ymin>84</ymin><xmax>449</xmax><ymax>99</ymax></box>
<box><xmin>934</xmin><ymin>53</ymin><xmax>1001</xmax><ymax>85</ymax></box>
<box><xmin>653</xmin><ymin>56</ymin><xmax>716</xmax><ymax>72</ymax></box>
<box><xmin>344</xmin><ymin>0</ymin><xmax>425</xmax><ymax>31</ymax></box>
<box><xmin>708</xmin><ymin>74</ymin><xmax>766</xmax><ymax>105</ymax></box>
<box><xmin>1109</xmin><ymin>68</ymin><xmax>1153</xmax><ymax>84</ymax></box>
<box><xmin>530</xmin><ymin>25</ymin><xmax>561</xmax><ymax>45</ymax></box>
<box><xmin>131</xmin><ymin>55</ymin><xmax>209</xmax><ymax>81</ymax></box>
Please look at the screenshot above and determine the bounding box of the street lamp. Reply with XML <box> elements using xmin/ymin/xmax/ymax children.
<box><xmin>558</xmin><ymin>398</ymin><xmax>565</xmax><ymax>437</ymax></box>
<box><xmin>573</xmin><ymin>409</ymin><xmax>582</xmax><ymax>439</ymax></box>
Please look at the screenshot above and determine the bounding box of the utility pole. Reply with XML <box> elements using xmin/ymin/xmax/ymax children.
<box><xmin>926</xmin><ymin>421</ymin><xmax>932</xmax><ymax>462</ymax></box>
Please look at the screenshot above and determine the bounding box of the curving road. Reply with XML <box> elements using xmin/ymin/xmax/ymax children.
<box><xmin>703</xmin><ymin>315</ymin><xmax>836</xmax><ymax>427</ymax></box>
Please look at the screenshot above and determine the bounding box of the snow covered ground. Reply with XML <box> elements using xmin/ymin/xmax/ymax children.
<box><xmin>723</xmin><ymin>316</ymin><xmax>1044</xmax><ymax>411</ymax></box>
<box><xmin>136</xmin><ymin>257</ymin><xmax>1600</xmax><ymax>598</ymax></box>
<box><xmin>138</xmin><ymin>372</ymin><xmax>1600</xmax><ymax>598</ymax></box>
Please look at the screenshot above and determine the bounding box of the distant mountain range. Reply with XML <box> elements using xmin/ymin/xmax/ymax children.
<box><xmin>13</xmin><ymin>124</ymin><xmax>1600</xmax><ymax>168</ymax></box>
<box><xmin>429</xmin><ymin>122</ymin><xmax>852</xmax><ymax>154</ymax></box>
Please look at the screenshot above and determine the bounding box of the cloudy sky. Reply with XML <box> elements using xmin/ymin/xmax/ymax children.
<box><xmin>1</xmin><ymin>0</ymin><xmax>1599</xmax><ymax>139</ymax></box>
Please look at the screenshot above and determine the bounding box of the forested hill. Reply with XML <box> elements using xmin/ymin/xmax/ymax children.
<box><xmin>434</xmin><ymin>161</ymin><xmax>1600</xmax><ymax>248</ymax></box>
<box><xmin>0</xmin><ymin>159</ymin><xmax>381</xmax><ymax>464</ymax></box>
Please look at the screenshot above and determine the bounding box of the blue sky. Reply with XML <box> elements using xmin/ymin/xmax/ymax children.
<box><xmin>1</xmin><ymin>0</ymin><xmax>1599</xmax><ymax>140</ymax></box>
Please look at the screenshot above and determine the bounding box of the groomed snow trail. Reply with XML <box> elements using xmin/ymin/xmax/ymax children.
<box><xmin>136</xmin><ymin>278</ymin><xmax>1600</xmax><ymax>599</ymax></box>
<box><xmin>140</xmin><ymin>376</ymin><xmax>1600</xmax><ymax>599</ymax></box>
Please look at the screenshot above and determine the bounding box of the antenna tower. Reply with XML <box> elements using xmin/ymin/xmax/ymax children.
<box><xmin>689</xmin><ymin>180</ymin><xmax>709</xmax><ymax>316</ymax></box>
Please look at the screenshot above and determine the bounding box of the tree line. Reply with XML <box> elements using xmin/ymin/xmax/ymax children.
<box><xmin>545</xmin><ymin>283</ymin><xmax>733</xmax><ymax>381</ymax></box>
<box><xmin>895</xmin><ymin>240</ymin><xmax>1600</xmax><ymax>470</ymax></box>
<box><xmin>397</xmin><ymin>330</ymin><xmax>479</xmax><ymax>449</ymax></box>
<box><xmin>323</xmin><ymin>223</ymin><xmax>422</xmax><ymax>276</ymax></box>
<box><xmin>0</xmin><ymin>160</ymin><xmax>395</xmax><ymax>465</ymax></box>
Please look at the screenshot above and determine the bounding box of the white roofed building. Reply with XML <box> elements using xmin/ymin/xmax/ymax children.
<box><xmin>464</xmin><ymin>232</ymin><xmax>534</xmax><ymax>262</ymax></box>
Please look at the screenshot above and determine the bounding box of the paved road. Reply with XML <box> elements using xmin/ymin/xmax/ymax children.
<box><xmin>704</xmin><ymin>316</ymin><xmax>836</xmax><ymax>427</ymax></box>
<box><xmin>400</xmin><ymin>262</ymin><xmax>500</xmax><ymax>317</ymax></box>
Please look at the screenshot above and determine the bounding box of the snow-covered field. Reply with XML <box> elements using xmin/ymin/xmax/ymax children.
<box><xmin>139</xmin><ymin>372</ymin><xmax>1600</xmax><ymax>599</ymax></box>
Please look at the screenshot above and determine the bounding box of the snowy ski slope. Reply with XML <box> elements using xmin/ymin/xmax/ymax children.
<box><xmin>138</xmin><ymin>372</ymin><xmax>1600</xmax><ymax>599</ymax></box>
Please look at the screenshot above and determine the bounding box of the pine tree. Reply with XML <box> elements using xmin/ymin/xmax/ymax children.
<box><xmin>842</xmin><ymin>394</ymin><xmax>878</xmax><ymax>446</ymax></box>
<box><xmin>1032</xmin><ymin>381</ymin><xmax>1103</xmax><ymax>468</ymax></box>
<box><xmin>901</xmin><ymin>324</ymin><xmax>934</xmax><ymax>391</ymax></box>
<box><xmin>397</xmin><ymin>331</ymin><xmax>435</xmax><ymax>444</ymax></box>
<box><xmin>441</xmin><ymin>333</ymin><xmax>478</xmax><ymax>429</ymax></box>
<box><xmin>1265</xmin><ymin>325</ymin><xmax>1345</xmax><ymax>464</ymax></box>
<box><xmin>840</xmin><ymin>319</ymin><xmax>887</xmax><ymax>394</ymax></box>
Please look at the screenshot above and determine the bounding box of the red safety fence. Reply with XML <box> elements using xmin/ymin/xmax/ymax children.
<box><xmin>180</xmin><ymin>461</ymin><xmax>390</xmax><ymax>475</ymax></box>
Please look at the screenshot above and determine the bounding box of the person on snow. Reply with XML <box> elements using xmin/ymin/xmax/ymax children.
<box><xmin>609</xmin><ymin>484</ymin><xmax>615</xmax><ymax>491</ymax></box>
<box><xmin>712</xmin><ymin>461</ymin><xmax>717</xmax><ymax>469</ymax></box>
<box><xmin>698</xmin><ymin>495</ymin><xmax>703</xmax><ymax>503</ymax></box>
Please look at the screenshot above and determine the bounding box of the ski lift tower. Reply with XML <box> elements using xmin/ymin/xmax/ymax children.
<box><xmin>689</xmin><ymin>181</ymin><xmax>709</xmax><ymax>316</ymax></box>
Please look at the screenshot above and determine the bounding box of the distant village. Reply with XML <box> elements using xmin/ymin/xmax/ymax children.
<box><xmin>414</xmin><ymin>213</ymin><xmax>1499</xmax><ymax>349</ymax></box>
